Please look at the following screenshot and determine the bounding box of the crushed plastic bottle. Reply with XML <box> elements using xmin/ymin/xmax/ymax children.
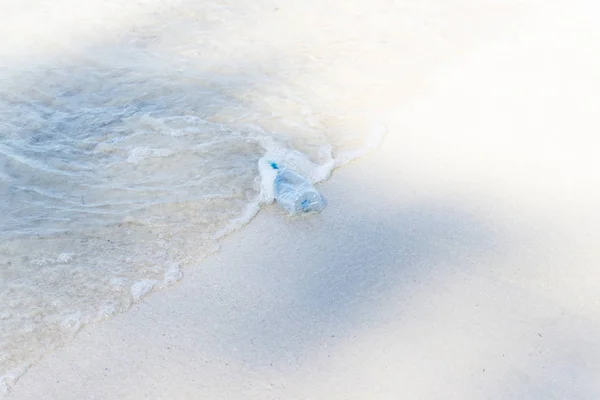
<box><xmin>271</xmin><ymin>162</ymin><xmax>326</xmax><ymax>215</ymax></box>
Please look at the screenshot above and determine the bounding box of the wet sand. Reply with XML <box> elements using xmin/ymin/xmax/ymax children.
<box><xmin>7</xmin><ymin>0</ymin><xmax>600</xmax><ymax>398</ymax></box>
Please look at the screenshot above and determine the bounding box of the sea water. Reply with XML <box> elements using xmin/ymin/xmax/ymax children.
<box><xmin>0</xmin><ymin>0</ymin><xmax>393</xmax><ymax>392</ymax></box>
<box><xmin>0</xmin><ymin>0</ymin><xmax>516</xmax><ymax>392</ymax></box>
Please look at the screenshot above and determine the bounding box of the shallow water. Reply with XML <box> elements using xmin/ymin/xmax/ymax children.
<box><xmin>0</xmin><ymin>0</ymin><xmax>389</xmax><ymax>390</ymax></box>
<box><xmin>0</xmin><ymin>0</ymin><xmax>522</xmax><ymax>393</ymax></box>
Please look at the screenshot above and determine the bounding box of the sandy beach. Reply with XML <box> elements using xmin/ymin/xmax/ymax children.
<box><xmin>6</xmin><ymin>0</ymin><xmax>600</xmax><ymax>399</ymax></box>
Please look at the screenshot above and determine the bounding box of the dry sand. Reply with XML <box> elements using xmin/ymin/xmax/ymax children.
<box><xmin>8</xmin><ymin>0</ymin><xmax>600</xmax><ymax>398</ymax></box>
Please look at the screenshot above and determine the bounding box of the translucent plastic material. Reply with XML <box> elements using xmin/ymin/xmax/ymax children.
<box><xmin>271</xmin><ymin>163</ymin><xmax>326</xmax><ymax>214</ymax></box>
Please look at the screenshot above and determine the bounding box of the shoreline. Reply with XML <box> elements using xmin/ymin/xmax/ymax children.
<box><xmin>7</xmin><ymin>0</ymin><xmax>600</xmax><ymax>398</ymax></box>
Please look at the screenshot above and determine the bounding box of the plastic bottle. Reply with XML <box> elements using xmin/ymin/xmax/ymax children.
<box><xmin>271</xmin><ymin>162</ymin><xmax>325</xmax><ymax>215</ymax></box>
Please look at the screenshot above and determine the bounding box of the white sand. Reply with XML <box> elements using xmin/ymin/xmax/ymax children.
<box><xmin>8</xmin><ymin>0</ymin><xmax>600</xmax><ymax>398</ymax></box>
